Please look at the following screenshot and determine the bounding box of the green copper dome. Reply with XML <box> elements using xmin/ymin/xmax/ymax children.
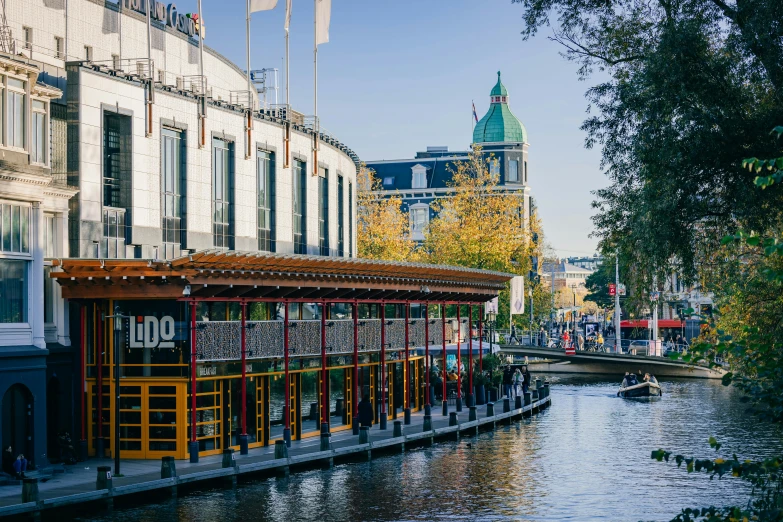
<box><xmin>473</xmin><ymin>71</ymin><xmax>527</xmax><ymax>144</ymax></box>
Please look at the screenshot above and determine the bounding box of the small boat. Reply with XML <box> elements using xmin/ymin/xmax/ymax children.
<box><xmin>618</xmin><ymin>381</ymin><xmax>662</xmax><ymax>398</ymax></box>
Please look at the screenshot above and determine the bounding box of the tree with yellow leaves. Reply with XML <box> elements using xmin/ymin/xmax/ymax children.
<box><xmin>356</xmin><ymin>166</ymin><xmax>418</xmax><ymax>262</ymax></box>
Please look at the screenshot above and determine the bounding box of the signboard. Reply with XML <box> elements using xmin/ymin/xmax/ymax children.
<box><xmin>129</xmin><ymin>315</ymin><xmax>176</xmax><ymax>348</ymax></box>
<box><xmin>122</xmin><ymin>0</ymin><xmax>200</xmax><ymax>38</ymax></box>
<box><xmin>650</xmin><ymin>291</ymin><xmax>660</xmax><ymax>301</ymax></box>
<box><xmin>510</xmin><ymin>276</ymin><xmax>525</xmax><ymax>315</ymax></box>
<box><xmin>485</xmin><ymin>296</ymin><xmax>499</xmax><ymax>315</ymax></box>
<box><xmin>446</xmin><ymin>354</ymin><xmax>456</xmax><ymax>370</ymax></box>
<box><xmin>618</xmin><ymin>284</ymin><xmax>627</xmax><ymax>296</ymax></box>
<box><xmin>608</xmin><ymin>283</ymin><xmax>616</xmax><ymax>296</ymax></box>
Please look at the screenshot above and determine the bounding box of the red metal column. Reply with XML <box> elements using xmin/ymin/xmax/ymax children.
<box><xmin>404</xmin><ymin>303</ymin><xmax>410</xmax><ymax>411</ymax></box>
<box><xmin>352</xmin><ymin>301</ymin><xmax>359</xmax><ymax>433</ymax></box>
<box><xmin>321</xmin><ymin>301</ymin><xmax>328</xmax><ymax>427</ymax></box>
<box><xmin>284</xmin><ymin>302</ymin><xmax>291</xmax><ymax>445</ymax></box>
<box><xmin>441</xmin><ymin>304</ymin><xmax>447</xmax><ymax>414</ymax></box>
<box><xmin>478</xmin><ymin>304</ymin><xmax>484</xmax><ymax>373</ymax></box>
<box><xmin>456</xmin><ymin>305</ymin><xmax>462</xmax><ymax>401</ymax></box>
<box><xmin>79</xmin><ymin>305</ymin><xmax>86</xmax><ymax>444</ymax></box>
<box><xmin>96</xmin><ymin>303</ymin><xmax>103</xmax><ymax>456</ymax></box>
<box><xmin>468</xmin><ymin>304</ymin><xmax>473</xmax><ymax>398</ymax></box>
<box><xmin>380</xmin><ymin>303</ymin><xmax>387</xmax><ymax>428</ymax></box>
<box><xmin>424</xmin><ymin>303</ymin><xmax>430</xmax><ymax>407</ymax></box>
<box><xmin>240</xmin><ymin>301</ymin><xmax>248</xmax><ymax>437</ymax></box>
<box><xmin>189</xmin><ymin>300</ymin><xmax>198</xmax><ymax>461</ymax></box>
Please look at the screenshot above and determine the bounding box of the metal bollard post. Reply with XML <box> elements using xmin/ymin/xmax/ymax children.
<box><xmin>468</xmin><ymin>406</ymin><xmax>477</xmax><ymax>422</ymax></box>
<box><xmin>161</xmin><ymin>456</ymin><xmax>177</xmax><ymax>478</ymax></box>
<box><xmin>532</xmin><ymin>389</ymin><xmax>540</xmax><ymax>413</ymax></box>
<box><xmin>404</xmin><ymin>408</ymin><xmax>412</xmax><ymax>425</ymax></box>
<box><xmin>274</xmin><ymin>440</ymin><xmax>289</xmax><ymax>459</ymax></box>
<box><xmin>449</xmin><ymin>411</ymin><xmax>459</xmax><ymax>427</ymax></box>
<box><xmin>515</xmin><ymin>395</ymin><xmax>523</xmax><ymax>410</ymax></box>
<box><xmin>222</xmin><ymin>448</ymin><xmax>237</xmax><ymax>468</ymax></box>
<box><xmin>523</xmin><ymin>391</ymin><xmax>532</xmax><ymax>417</ymax></box>
<box><xmin>423</xmin><ymin>415</ymin><xmax>433</xmax><ymax>432</ymax></box>
<box><xmin>503</xmin><ymin>397</ymin><xmax>511</xmax><ymax>413</ymax></box>
<box><xmin>96</xmin><ymin>465</ymin><xmax>113</xmax><ymax>490</ymax></box>
<box><xmin>22</xmin><ymin>478</ymin><xmax>39</xmax><ymax>504</ymax></box>
<box><xmin>393</xmin><ymin>420</ymin><xmax>403</xmax><ymax>438</ymax></box>
<box><xmin>486</xmin><ymin>402</ymin><xmax>495</xmax><ymax>416</ymax></box>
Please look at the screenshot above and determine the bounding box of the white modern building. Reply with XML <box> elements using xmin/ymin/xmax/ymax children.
<box><xmin>1</xmin><ymin>0</ymin><xmax>358</xmax><ymax>467</ymax></box>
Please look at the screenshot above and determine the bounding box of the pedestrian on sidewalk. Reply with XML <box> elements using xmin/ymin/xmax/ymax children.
<box><xmin>358</xmin><ymin>394</ymin><xmax>374</xmax><ymax>428</ymax></box>
<box><xmin>522</xmin><ymin>366</ymin><xmax>531</xmax><ymax>394</ymax></box>
<box><xmin>13</xmin><ymin>454</ymin><xmax>27</xmax><ymax>479</ymax></box>
<box><xmin>513</xmin><ymin>369</ymin><xmax>522</xmax><ymax>397</ymax></box>
<box><xmin>502</xmin><ymin>366</ymin><xmax>513</xmax><ymax>398</ymax></box>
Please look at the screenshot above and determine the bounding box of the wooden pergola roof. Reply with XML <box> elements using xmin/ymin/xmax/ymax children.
<box><xmin>51</xmin><ymin>250</ymin><xmax>513</xmax><ymax>302</ymax></box>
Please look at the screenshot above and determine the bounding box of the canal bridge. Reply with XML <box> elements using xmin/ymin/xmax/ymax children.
<box><xmin>497</xmin><ymin>345</ymin><xmax>725</xmax><ymax>379</ymax></box>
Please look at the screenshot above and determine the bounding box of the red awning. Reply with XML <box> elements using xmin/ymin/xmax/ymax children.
<box><xmin>621</xmin><ymin>320</ymin><xmax>683</xmax><ymax>328</ymax></box>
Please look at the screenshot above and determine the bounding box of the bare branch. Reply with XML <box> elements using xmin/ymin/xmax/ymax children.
<box><xmin>549</xmin><ymin>31</ymin><xmax>646</xmax><ymax>67</ymax></box>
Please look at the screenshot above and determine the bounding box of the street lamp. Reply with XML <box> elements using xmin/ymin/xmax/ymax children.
<box><xmin>105</xmin><ymin>306</ymin><xmax>129</xmax><ymax>477</ymax></box>
<box><xmin>486</xmin><ymin>311</ymin><xmax>497</xmax><ymax>353</ymax></box>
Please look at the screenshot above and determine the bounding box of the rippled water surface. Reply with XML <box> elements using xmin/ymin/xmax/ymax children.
<box><xmin>86</xmin><ymin>375</ymin><xmax>783</xmax><ymax>522</ymax></box>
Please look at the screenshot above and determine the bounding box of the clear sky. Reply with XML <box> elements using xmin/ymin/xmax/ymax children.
<box><xmin>194</xmin><ymin>0</ymin><xmax>605</xmax><ymax>257</ymax></box>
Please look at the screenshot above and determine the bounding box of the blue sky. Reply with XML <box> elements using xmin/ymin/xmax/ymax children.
<box><xmin>197</xmin><ymin>0</ymin><xmax>605</xmax><ymax>256</ymax></box>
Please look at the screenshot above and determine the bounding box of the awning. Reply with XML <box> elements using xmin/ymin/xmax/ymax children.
<box><xmin>51</xmin><ymin>250</ymin><xmax>514</xmax><ymax>302</ymax></box>
<box><xmin>621</xmin><ymin>320</ymin><xmax>684</xmax><ymax>328</ymax></box>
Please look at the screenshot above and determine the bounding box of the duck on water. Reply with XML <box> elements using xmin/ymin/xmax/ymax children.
<box><xmin>618</xmin><ymin>372</ymin><xmax>662</xmax><ymax>399</ymax></box>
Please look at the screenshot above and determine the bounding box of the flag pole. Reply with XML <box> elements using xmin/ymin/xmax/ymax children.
<box><xmin>313</xmin><ymin>0</ymin><xmax>318</xmax><ymax>176</ymax></box>
<box><xmin>197</xmin><ymin>0</ymin><xmax>206</xmax><ymax>147</ymax></box>
<box><xmin>246</xmin><ymin>0</ymin><xmax>253</xmax><ymax>159</ymax></box>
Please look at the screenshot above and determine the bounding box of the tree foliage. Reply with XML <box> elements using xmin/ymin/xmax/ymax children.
<box><xmin>356</xmin><ymin>166</ymin><xmax>418</xmax><ymax>262</ymax></box>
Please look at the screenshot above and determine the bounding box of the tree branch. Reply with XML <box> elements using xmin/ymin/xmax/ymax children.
<box><xmin>709</xmin><ymin>0</ymin><xmax>737</xmax><ymax>21</ymax></box>
<box><xmin>549</xmin><ymin>31</ymin><xmax>646</xmax><ymax>67</ymax></box>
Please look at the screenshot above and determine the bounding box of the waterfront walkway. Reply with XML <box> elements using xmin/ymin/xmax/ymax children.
<box><xmin>0</xmin><ymin>394</ymin><xmax>550</xmax><ymax>519</ymax></box>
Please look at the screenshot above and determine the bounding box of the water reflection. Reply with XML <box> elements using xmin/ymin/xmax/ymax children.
<box><xmin>81</xmin><ymin>375</ymin><xmax>783</xmax><ymax>522</ymax></box>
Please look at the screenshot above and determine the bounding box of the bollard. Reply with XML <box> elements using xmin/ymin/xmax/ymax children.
<box><xmin>96</xmin><ymin>466</ymin><xmax>113</xmax><ymax>490</ymax></box>
<box><xmin>469</xmin><ymin>406</ymin><xmax>477</xmax><ymax>422</ymax></box>
<box><xmin>404</xmin><ymin>408</ymin><xmax>412</xmax><ymax>425</ymax></box>
<box><xmin>503</xmin><ymin>397</ymin><xmax>511</xmax><ymax>413</ymax></box>
<box><xmin>515</xmin><ymin>395</ymin><xmax>523</xmax><ymax>410</ymax></box>
<box><xmin>423</xmin><ymin>414</ymin><xmax>433</xmax><ymax>432</ymax></box>
<box><xmin>442</xmin><ymin>400</ymin><xmax>449</xmax><ymax>417</ymax></box>
<box><xmin>486</xmin><ymin>402</ymin><xmax>495</xmax><ymax>417</ymax></box>
<box><xmin>393</xmin><ymin>420</ymin><xmax>403</xmax><ymax>438</ymax></box>
<box><xmin>309</xmin><ymin>402</ymin><xmax>319</xmax><ymax>421</ymax></box>
<box><xmin>274</xmin><ymin>440</ymin><xmax>289</xmax><ymax>459</ymax></box>
<box><xmin>544</xmin><ymin>382</ymin><xmax>551</xmax><ymax>405</ymax></box>
<box><xmin>222</xmin><ymin>448</ymin><xmax>237</xmax><ymax>468</ymax></box>
<box><xmin>424</xmin><ymin>403</ymin><xmax>432</xmax><ymax>416</ymax></box>
<box><xmin>466</xmin><ymin>392</ymin><xmax>474</xmax><ymax>408</ymax></box>
<box><xmin>359</xmin><ymin>426</ymin><xmax>370</xmax><ymax>444</ymax></box>
<box><xmin>22</xmin><ymin>478</ymin><xmax>39</xmax><ymax>504</ymax></box>
<box><xmin>239</xmin><ymin>433</ymin><xmax>249</xmax><ymax>455</ymax></box>
<box><xmin>284</xmin><ymin>427</ymin><xmax>292</xmax><ymax>448</ymax></box>
<box><xmin>535</xmin><ymin>379</ymin><xmax>543</xmax><ymax>392</ymax></box>
<box><xmin>523</xmin><ymin>391</ymin><xmax>532</xmax><ymax>417</ymax></box>
<box><xmin>456</xmin><ymin>396</ymin><xmax>463</xmax><ymax>412</ymax></box>
<box><xmin>532</xmin><ymin>389</ymin><xmax>540</xmax><ymax>413</ymax></box>
<box><xmin>449</xmin><ymin>411</ymin><xmax>459</xmax><ymax>427</ymax></box>
<box><xmin>320</xmin><ymin>432</ymin><xmax>331</xmax><ymax>451</ymax></box>
<box><xmin>161</xmin><ymin>456</ymin><xmax>177</xmax><ymax>478</ymax></box>
<box><xmin>189</xmin><ymin>441</ymin><xmax>200</xmax><ymax>463</ymax></box>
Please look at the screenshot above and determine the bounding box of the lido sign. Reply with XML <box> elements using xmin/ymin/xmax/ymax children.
<box><xmin>129</xmin><ymin>315</ymin><xmax>176</xmax><ymax>349</ymax></box>
<box><xmin>122</xmin><ymin>0</ymin><xmax>199</xmax><ymax>38</ymax></box>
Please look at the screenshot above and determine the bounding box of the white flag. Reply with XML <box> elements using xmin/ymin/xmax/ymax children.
<box><xmin>250</xmin><ymin>0</ymin><xmax>278</xmax><ymax>12</ymax></box>
<box><xmin>285</xmin><ymin>0</ymin><xmax>292</xmax><ymax>32</ymax></box>
<box><xmin>315</xmin><ymin>0</ymin><xmax>331</xmax><ymax>45</ymax></box>
<box><xmin>510</xmin><ymin>276</ymin><xmax>525</xmax><ymax>315</ymax></box>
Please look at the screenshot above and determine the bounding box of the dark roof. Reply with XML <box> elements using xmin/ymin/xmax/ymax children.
<box><xmin>367</xmin><ymin>156</ymin><xmax>468</xmax><ymax>191</ymax></box>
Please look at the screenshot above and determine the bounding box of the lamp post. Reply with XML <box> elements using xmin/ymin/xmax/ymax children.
<box><xmin>105</xmin><ymin>306</ymin><xmax>129</xmax><ymax>476</ymax></box>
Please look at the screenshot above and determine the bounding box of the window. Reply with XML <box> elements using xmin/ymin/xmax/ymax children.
<box><xmin>524</xmin><ymin>161</ymin><xmax>528</xmax><ymax>183</ymax></box>
<box><xmin>412</xmin><ymin>167</ymin><xmax>426</xmax><ymax>189</ymax></box>
<box><xmin>54</xmin><ymin>37</ymin><xmax>64</xmax><ymax>59</ymax></box>
<box><xmin>410</xmin><ymin>206</ymin><xmax>428</xmax><ymax>235</ymax></box>
<box><xmin>382</xmin><ymin>176</ymin><xmax>394</xmax><ymax>187</ymax></box>
<box><xmin>44</xmin><ymin>214</ymin><xmax>56</xmax><ymax>258</ymax></box>
<box><xmin>348</xmin><ymin>182</ymin><xmax>353</xmax><ymax>258</ymax></box>
<box><xmin>337</xmin><ymin>175</ymin><xmax>344</xmax><ymax>256</ymax></box>
<box><xmin>318</xmin><ymin>168</ymin><xmax>329</xmax><ymax>255</ymax></box>
<box><xmin>103</xmin><ymin>112</ymin><xmax>131</xmax><ymax>209</ymax></box>
<box><xmin>489</xmin><ymin>159</ymin><xmax>499</xmax><ymax>179</ymax></box>
<box><xmin>508</xmin><ymin>159</ymin><xmax>519</xmax><ymax>182</ymax></box>
<box><xmin>1</xmin><ymin>204</ymin><xmax>30</xmax><ymax>254</ymax></box>
<box><xmin>292</xmin><ymin>159</ymin><xmax>306</xmax><ymax>254</ymax></box>
<box><xmin>212</xmin><ymin>138</ymin><xmax>233</xmax><ymax>249</ymax></box>
<box><xmin>162</xmin><ymin>128</ymin><xmax>184</xmax><ymax>259</ymax></box>
<box><xmin>0</xmin><ymin>260</ymin><xmax>27</xmax><ymax>323</ymax></box>
<box><xmin>84</xmin><ymin>46</ymin><xmax>93</xmax><ymax>61</ymax></box>
<box><xmin>22</xmin><ymin>27</ymin><xmax>32</xmax><ymax>49</ymax></box>
<box><xmin>31</xmin><ymin>100</ymin><xmax>46</xmax><ymax>164</ymax></box>
<box><xmin>257</xmin><ymin>150</ymin><xmax>275</xmax><ymax>252</ymax></box>
<box><xmin>8</xmin><ymin>78</ymin><xmax>26</xmax><ymax>149</ymax></box>
<box><xmin>43</xmin><ymin>214</ymin><xmax>57</xmax><ymax>324</ymax></box>
<box><xmin>102</xmin><ymin>208</ymin><xmax>125</xmax><ymax>258</ymax></box>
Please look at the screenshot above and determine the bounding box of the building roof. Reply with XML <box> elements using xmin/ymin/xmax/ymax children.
<box><xmin>541</xmin><ymin>261</ymin><xmax>593</xmax><ymax>274</ymax></box>
<box><xmin>51</xmin><ymin>250</ymin><xmax>514</xmax><ymax>302</ymax></box>
<box><xmin>473</xmin><ymin>72</ymin><xmax>527</xmax><ymax>145</ymax></box>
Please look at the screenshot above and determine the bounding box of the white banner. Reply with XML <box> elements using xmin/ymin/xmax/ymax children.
<box><xmin>249</xmin><ymin>0</ymin><xmax>278</xmax><ymax>13</ymax></box>
<box><xmin>510</xmin><ymin>276</ymin><xmax>525</xmax><ymax>315</ymax></box>
<box><xmin>315</xmin><ymin>0</ymin><xmax>331</xmax><ymax>45</ymax></box>
<box><xmin>485</xmin><ymin>296</ymin><xmax>499</xmax><ymax>315</ymax></box>
<box><xmin>284</xmin><ymin>0</ymin><xmax>292</xmax><ymax>32</ymax></box>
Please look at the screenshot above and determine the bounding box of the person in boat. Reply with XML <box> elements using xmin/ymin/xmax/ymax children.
<box><xmin>624</xmin><ymin>373</ymin><xmax>638</xmax><ymax>387</ymax></box>
<box><xmin>648</xmin><ymin>374</ymin><xmax>658</xmax><ymax>384</ymax></box>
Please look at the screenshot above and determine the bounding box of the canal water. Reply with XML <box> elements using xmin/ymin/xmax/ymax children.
<box><xmin>85</xmin><ymin>375</ymin><xmax>783</xmax><ymax>522</ymax></box>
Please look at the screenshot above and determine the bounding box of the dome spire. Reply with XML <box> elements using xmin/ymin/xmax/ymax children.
<box><xmin>472</xmin><ymin>71</ymin><xmax>526</xmax><ymax>144</ymax></box>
